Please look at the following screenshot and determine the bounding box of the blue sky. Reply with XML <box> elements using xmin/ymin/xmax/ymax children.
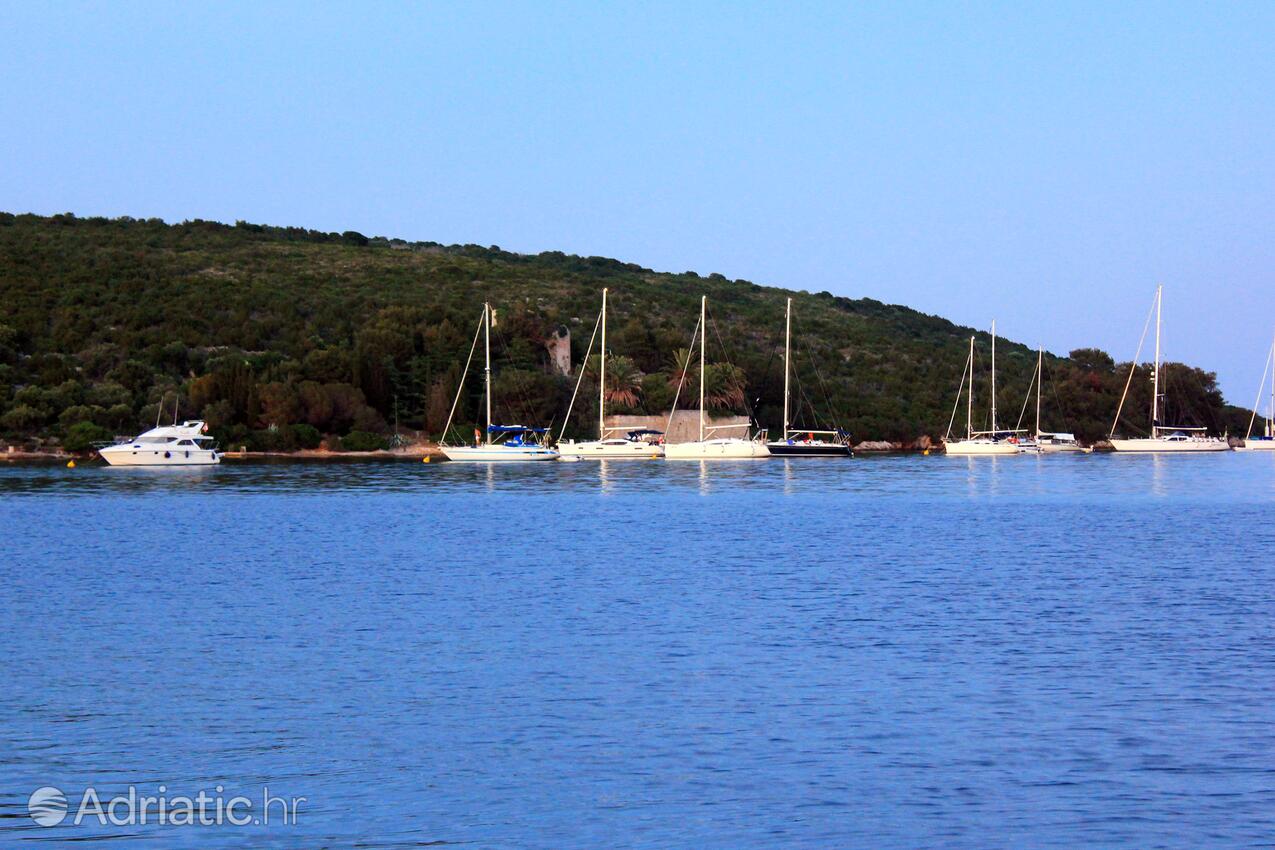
<box><xmin>3</xmin><ymin>2</ymin><xmax>1272</xmax><ymax>403</ymax></box>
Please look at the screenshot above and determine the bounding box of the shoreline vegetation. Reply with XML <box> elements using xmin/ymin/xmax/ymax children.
<box><xmin>0</xmin><ymin>212</ymin><xmax>1252</xmax><ymax>454</ymax></box>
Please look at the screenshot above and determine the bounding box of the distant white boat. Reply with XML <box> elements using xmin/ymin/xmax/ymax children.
<box><xmin>665</xmin><ymin>436</ymin><xmax>770</xmax><ymax>459</ymax></box>
<box><xmin>98</xmin><ymin>419</ymin><xmax>220</xmax><ymax>466</ymax></box>
<box><xmin>438</xmin><ymin>302</ymin><xmax>560</xmax><ymax>462</ymax></box>
<box><xmin>663</xmin><ymin>295</ymin><xmax>770</xmax><ymax>460</ymax></box>
<box><xmin>1108</xmin><ymin>285</ymin><xmax>1229</xmax><ymax>453</ymax></box>
<box><xmin>944</xmin><ymin>321</ymin><xmax>1023</xmax><ymax>456</ymax></box>
<box><xmin>1237</xmin><ymin>330</ymin><xmax>1275</xmax><ymax>451</ymax></box>
<box><xmin>557</xmin><ymin>288</ymin><xmax>666</xmax><ymax>459</ymax></box>
<box><xmin>1016</xmin><ymin>346</ymin><xmax>1083</xmax><ymax>453</ymax></box>
<box><xmin>1035</xmin><ymin>432</ymin><xmax>1085</xmax><ymax>453</ymax></box>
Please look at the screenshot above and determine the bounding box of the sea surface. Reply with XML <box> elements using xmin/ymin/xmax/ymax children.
<box><xmin>2</xmin><ymin>453</ymin><xmax>1273</xmax><ymax>848</ymax></box>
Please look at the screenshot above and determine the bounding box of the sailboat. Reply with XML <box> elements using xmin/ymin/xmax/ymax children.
<box><xmin>557</xmin><ymin>288</ymin><xmax>665</xmax><ymax>458</ymax></box>
<box><xmin>663</xmin><ymin>295</ymin><xmax>771</xmax><ymax>459</ymax></box>
<box><xmin>1237</xmin><ymin>330</ymin><xmax>1275</xmax><ymax>451</ymax></box>
<box><xmin>765</xmin><ymin>297</ymin><xmax>851</xmax><ymax>457</ymax></box>
<box><xmin>438</xmin><ymin>302</ymin><xmax>560</xmax><ymax>462</ymax></box>
<box><xmin>1016</xmin><ymin>346</ymin><xmax>1083</xmax><ymax>453</ymax></box>
<box><xmin>944</xmin><ymin>321</ymin><xmax>1022</xmax><ymax>456</ymax></box>
<box><xmin>1108</xmin><ymin>285</ymin><xmax>1229</xmax><ymax>452</ymax></box>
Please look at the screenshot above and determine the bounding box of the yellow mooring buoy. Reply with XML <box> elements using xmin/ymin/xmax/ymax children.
<box><xmin>66</xmin><ymin>460</ymin><xmax>76</xmax><ymax>468</ymax></box>
<box><xmin>422</xmin><ymin>456</ymin><xmax>431</xmax><ymax>463</ymax></box>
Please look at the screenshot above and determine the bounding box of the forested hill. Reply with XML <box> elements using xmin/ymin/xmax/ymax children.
<box><xmin>0</xmin><ymin>213</ymin><xmax>1248</xmax><ymax>451</ymax></box>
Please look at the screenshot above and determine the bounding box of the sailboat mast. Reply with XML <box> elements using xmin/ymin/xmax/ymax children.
<box><xmin>483</xmin><ymin>302</ymin><xmax>492</xmax><ymax>446</ymax></box>
<box><xmin>990</xmin><ymin>320</ymin><xmax>998</xmax><ymax>433</ymax></box>
<box><xmin>1151</xmin><ymin>284</ymin><xmax>1161</xmax><ymax>438</ymax></box>
<box><xmin>699</xmin><ymin>295</ymin><xmax>706</xmax><ymax>442</ymax></box>
<box><xmin>967</xmin><ymin>335</ymin><xmax>974</xmax><ymax>440</ymax></box>
<box><xmin>1269</xmin><ymin>331</ymin><xmax>1274</xmax><ymax>437</ymax></box>
<box><xmin>783</xmin><ymin>297</ymin><xmax>792</xmax><ymax>439</ymax></box>
<box><xmin>1036</xmin><ymin>345</ymin><xmax>1042</xmax><ymax>438</ymax></box>
<box><xmin>599</xmin><ymin>288</ymin><xmax>607</xmax><ymax>441</ymax></box>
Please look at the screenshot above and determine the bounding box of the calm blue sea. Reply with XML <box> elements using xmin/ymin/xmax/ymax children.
<box><xmin>2</xmin><ymin>453</ymin><xmax>1273</xmax><ymax>848</ymax></box>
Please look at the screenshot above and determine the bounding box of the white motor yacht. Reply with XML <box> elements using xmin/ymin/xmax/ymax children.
<box><xmin>98</xmin><ymin>420</ymin><xmax>221</xmax><ymax>466</ymax></box>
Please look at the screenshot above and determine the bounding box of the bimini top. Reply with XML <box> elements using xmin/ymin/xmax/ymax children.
<box><xmin>489</xmin><ymin>424</ymin><xmax>548</xmax><ymax>434</ymax></box>
<box><xmin>626</xmin><ymin>429</ymin><xmax>664</xmax><ymax>438</ymax></box>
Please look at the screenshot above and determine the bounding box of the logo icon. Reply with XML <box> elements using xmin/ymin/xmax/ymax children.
<box><xmin>28</xmin><ymin>786</ymin><xmax>68</xmax><ymax>827</ymax></box>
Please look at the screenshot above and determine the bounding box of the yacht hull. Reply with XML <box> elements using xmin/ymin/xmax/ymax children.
<box><xmin>664</xmin><ymin>439</ymin><xmax>771</xmax><ymax>459</ymax></box>
<box><xmin>766</xmin><ymin>442</ymin><xmax>851</xmax><ymax>457</ymax></box>
<box><xmin>441</xmin><ymin>446</ymin><xmax>560</xmax><ymax>462</ymax></box>
<box><xmin>944</xmin><ymin>440</ymin><xmax>1020</xmax><ymax>456</ymax></box>
<box><xmin>557</xmin><ymin>441</ymin><xmax>664</xmax><ymax>459</ymax></box>
<box><xmin>1237</xmin><ymin>438</ymin><xmax>1275</xmax><ymax>451</ymax></box>
<box><xmin>99</xmin><ymin>447</ymin><xmax>220</xmax><ymax>466</ymax></box>
<box><xmin>1108</xmin><ymin>438</ymin><xmax>1229</xmax><ymax>453</ymax></box>
<box><xmin>1039</xmin><ymin>443</ymin><xmax>1085</xmax><ymax>453</ymax></box>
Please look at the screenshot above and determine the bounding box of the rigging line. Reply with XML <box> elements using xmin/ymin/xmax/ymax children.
<box><xmin>755</xmin><ymin>343</ymin><xmax>779</xmax><ymax>419</ymax></box>
<box><xmin>438</xmin><ymin>307</ymin><xmax>485</xmax><ymax>446</ymax></box>
<box><xmin>1244</xmin><ymin>340</ymin><xmax>1272</xmax><ymax>439</ymax></box>
<box><xmin>945</xmin><ymin>343</ymin><xmax>972</xmax><ymax>441</ymax></box>
<box><xmin>665</xmin><ymin>312</ymin><xmax>702</xmax><ymax>436</ymax></box>
<box><xmin>794</xmin><ymin>336</ymin><xmax>833</xmax><ymax>424</ymax></box>
<box><xmin>558</xmin><ymin>308</ymin><xmax>603</xmax><ymax>442</ymax></box>
<box><xmin>790</xmin><ymin>368</ymin><xmax>826</xmax><ymax>431</ymax></box>
<box><xmin>1110</xmin><ymin>294</ymin><xmax>1157</xmax><ymax>437</ymax></box>
<box><xmin>1014</xmin><ymin>356</ymin><xmax>1038</xmax><ymax>433</ymax></box>
<box><xmin>1045</xmin><ymin>358</ymin><xmax>1071</xmax><ymax>426</ymax></box>
<box><xmin>490</xmin><ymin>313</ymin><xmax>544</xmax><ymax>426</ymax></box>
<box><xmin>970</xmin><ymin>345</ymin><xmax>989</xmax><ymax>433</ymax></box>
<box><xmin>707</xmin><ymin>309</ymin><xmax>756</xmax><ymax>419</ymax></box>
<box><xmin>797</xmin><ymin>328</ymin><xmax>839</xmax><ymax>420</ymax></box>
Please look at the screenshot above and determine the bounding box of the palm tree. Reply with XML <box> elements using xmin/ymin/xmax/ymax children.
<box><xmin>603</xmin><ymin>355</ymin><xmax>643</xmax><ymax>410</ymax></box>
<box><xmin>702</xmin><ymin>362</ymin><xmax>746</xmax><ymax>411</ymax></box>
<box><xmin>667</xmin><ymin>347</ymin><xmax>695</xmax><ymax>392</ymax></box>
<box><xmin>585</xmin><ymin>353</ymin><xmax>644</xmax><ymax>411</ymax></box>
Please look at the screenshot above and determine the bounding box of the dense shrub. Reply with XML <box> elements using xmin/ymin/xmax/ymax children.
<box><xmin>63</xmin><ymin>421</ymin><xmax>113</xmax><ymax>452</ymax></box>
<box><xmin>339</xmin><ymin>430</ymin><xmax>389</xmax><ymax>452</ymax></box>
<box><xmin>291</xmin><ymin>423</ymin><xmax>322</xmax><ymax>449</ymax></box>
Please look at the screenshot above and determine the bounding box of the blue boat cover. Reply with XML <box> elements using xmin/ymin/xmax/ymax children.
<box><xmin>488</xmin><ymin>425</ymin><xmax>548</xmax><ymax>434</ymax></box>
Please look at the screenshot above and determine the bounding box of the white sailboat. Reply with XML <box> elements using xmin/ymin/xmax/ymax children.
<box><xmin>438</xmin><ymin>302</ymin><xmax>560</xmax><ymax>462</ymax></box>
<box><xmin>664</xmin><ymin>295</ymin><xmax>770</xmax><ymax>460</ymax></box>
<box><xmin>1016</xmin><ymin>346</ymin><xmax>1083</xmax><ymax>453</ymax></box>
<box><xmin>1238</xmin><ymin>330</ymin><xmax>1275</xmax><ymax>451</ymax></box>
<box><xmin>1108</xmin><ymin>285</ymin><xmax>1229</xmax><ymax>453</ymax></box>
<box><xmin>944</xmin><ymin>321</ymin><xmax>1022</xmax><ymax>456</ymax></box>
<box><xmin>557</xmin><ymin>288</ymin><xmax>665</xmax><ymax>459</ymax></box>
<box><xmin>765</xmin><ymin>297</ymin><xmax>852</xmax><ymax>457</ymax></box>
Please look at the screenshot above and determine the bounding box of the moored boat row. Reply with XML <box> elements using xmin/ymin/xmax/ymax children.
<box><xmin>437</xmin><ymin>292</ymin><xmax>852</xmax><ymax>462</ymax></box>
<box><xmin>96</xmin><ymin>284</ymin><xmax>1260</xmax><ymax>465</ymax></box>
